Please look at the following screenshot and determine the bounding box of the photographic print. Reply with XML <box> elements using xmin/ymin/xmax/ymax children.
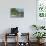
<box><xmin>10</xmin><ymin>8</ymin><xmax>24</xmax><ymax>17</ymax></box>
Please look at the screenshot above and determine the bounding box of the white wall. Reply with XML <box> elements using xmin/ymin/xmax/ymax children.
<box><xmin>0</xmin><ymin>0</ymin><xmax>36</xmax><ymax>42</ymax></box>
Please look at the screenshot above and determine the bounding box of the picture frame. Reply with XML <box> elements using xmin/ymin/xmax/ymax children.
<box><xmin>10</xmin><ymin>8</ymin><xmax>24</xmax><ymax>18</ymax></box>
